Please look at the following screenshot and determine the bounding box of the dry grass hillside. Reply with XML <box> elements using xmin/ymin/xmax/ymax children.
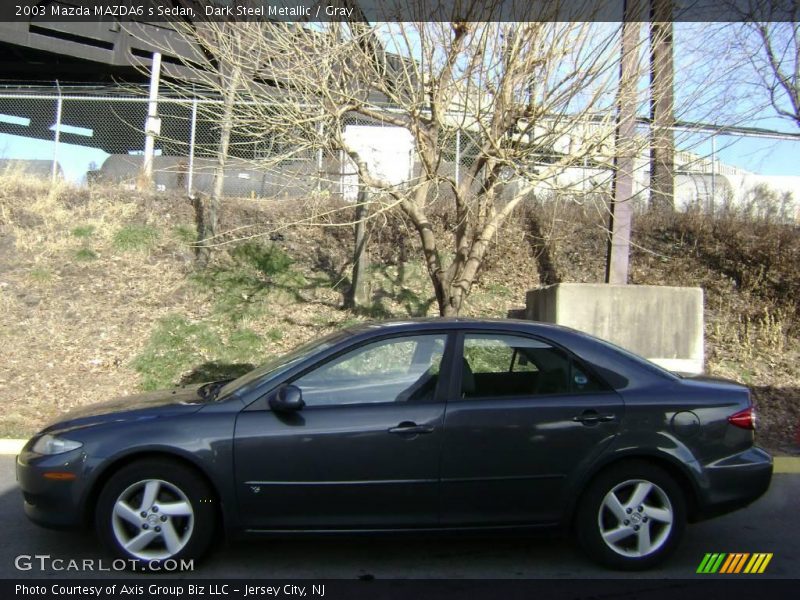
<box><xmin>0</xmin><ymin>173</ymin><xmax>797</xmax><ymax>453</ymax></box>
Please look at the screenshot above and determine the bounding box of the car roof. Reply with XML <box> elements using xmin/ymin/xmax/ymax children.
<box><xmin>342</xmin><ymin>317</ymin><xmax>579</xmax><ymax>335</ymax></box>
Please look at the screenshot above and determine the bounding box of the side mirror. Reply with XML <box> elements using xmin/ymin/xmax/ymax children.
<box><xmin>269</xmin><ymin>384</ymin><xmax>305</xmax><ymax>413</ymax></box>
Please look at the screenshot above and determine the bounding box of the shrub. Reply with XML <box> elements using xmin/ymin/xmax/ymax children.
<box><xmin>173</xmin><ymin>224</ymin><xmax>197</xmax><ymax>244</ymax></box>
<box><xmin>113</xmin><ymin>224</ymin><xmax>159</xmax><ymax>252</ymax></box>
<box><xmin>75</xmin><ymin>247</ymin><xmax>98</xmax><ymax>261</ymax></box>
<box><xmin>132</xmin><ymin>315</ymin><xmax>221</xmax><ymax>390</ymax></box>
<box><xmin>71</xmin><ymin>225</ymin><xmax>95</xmax><ymax>239</ymax></box>
<box><xmin>231</xmin><ymin>241</ymin><xmax>293</xmax><ymax>277</ymax></box>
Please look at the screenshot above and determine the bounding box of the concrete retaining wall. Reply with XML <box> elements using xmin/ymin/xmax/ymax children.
<box><xmin>526</xmin><ymin>283</ymin><xmax>704</xmax><ymax>374</ymax></box>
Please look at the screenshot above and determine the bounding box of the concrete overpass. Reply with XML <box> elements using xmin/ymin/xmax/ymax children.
<box><xmin>0</xmin><ymin>17</ymin><xmax>201</xmax><ymax>83</ymax></box>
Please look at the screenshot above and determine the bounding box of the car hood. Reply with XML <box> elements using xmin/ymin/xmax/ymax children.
<box><xmin>43</xmin><ymin>384</ymin><xmax>211</xmax><ymax>433</ymax></box>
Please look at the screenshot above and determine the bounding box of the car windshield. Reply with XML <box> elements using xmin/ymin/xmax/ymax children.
<box><xmin>216</xmin><ymin>329</ymin><xmax>352</xmax><ymax>400</ymax></box>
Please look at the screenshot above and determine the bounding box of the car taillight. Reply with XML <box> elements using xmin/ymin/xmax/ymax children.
<box><xmin>728</xmin><ymin>407</ymin><xmax>756</xmax><ymax>430</ymax></box>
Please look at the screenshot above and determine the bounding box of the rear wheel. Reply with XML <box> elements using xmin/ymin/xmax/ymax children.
<box><xmin>95</xmin><ymin>459</ymin><xmax>216</xmax><ymax>569</ymax></box>
<box><xmin>575</xmin><ymin>461</ymin><xmax>686</xmax><ymax>570</ymax></box>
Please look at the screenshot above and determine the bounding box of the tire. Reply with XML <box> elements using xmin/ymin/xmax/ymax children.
<box><xmin>95</xmin><ymin>458</ymin><xmax>216</xmax><ymax>570</ymax></box>
<box><xmin>575</xmin><ymin>460</ymin><xmax>686</xmax><ymax>570</ymax></box>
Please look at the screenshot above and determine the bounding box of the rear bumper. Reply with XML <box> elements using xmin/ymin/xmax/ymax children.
<box><xmin>695</xmin><ymin>446</ymin><xmax>773</xmax><ymax>520</ymax></box>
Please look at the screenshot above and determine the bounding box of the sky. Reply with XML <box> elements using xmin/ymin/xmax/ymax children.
<box><xmin>697</xmin><ymin>135</ymin><xmax>799</xmax><ymax>178</ymax></box>
<box><xmin>671</xmin><ymin>22</ymin><xmax>800</xmax><ymax>177</ymax></box>
<box><xmin>0</xmin><ymin>134</ymin><xmax>109</xmax><ymax>183</ymax></box>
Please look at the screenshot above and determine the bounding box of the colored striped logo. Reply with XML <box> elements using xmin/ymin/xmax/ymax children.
<box><xmin>696</xmin><ymin>553</ymin><xmax>773</xmax><ymax>574</ymax></box>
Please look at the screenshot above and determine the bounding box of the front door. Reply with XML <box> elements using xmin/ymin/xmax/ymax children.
<box><xmin>234</xmin><ymin>333</ymin><xmax>449</xmax><ymax>530</ymax></box>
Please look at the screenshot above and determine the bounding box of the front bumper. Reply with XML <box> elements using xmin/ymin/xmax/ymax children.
<box><xmin>695</xmin><ymin>446</ymin><xmax>773</xmax><ymax>520</ymax></box>
<box><xmin>16</xmin><ymin>446</ymin><xmax>87</xmax><ymax>529</ymax></box>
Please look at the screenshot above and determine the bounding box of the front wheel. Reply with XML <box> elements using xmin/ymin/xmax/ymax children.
<box><xmin>95</xmin><ymin>459</ymin><xmax>216</xmax><ymax>569</ymax></box>
<box><xmin>575</xmin><ymin>461</ymin><xmax>686</xmax><ymax>570</ymax></box>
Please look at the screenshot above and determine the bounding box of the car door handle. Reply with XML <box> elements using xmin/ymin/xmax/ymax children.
<box><xmin>388</xmin><ymin>421</ymin><xmax>435</xmax><ymax>435</ymax></box>
<box><xmin>573</xmin><ymin>411</ymin><xmax>616</xmax><ymax>424</ymax></box>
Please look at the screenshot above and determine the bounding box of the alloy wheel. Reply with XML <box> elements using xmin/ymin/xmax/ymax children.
<box><xmin>110</xmin><ymin>478</ymin><xmax>195</xmax><ymax>561</ymax></box>
<box><xmin>597</xmin><ymin>478</ymin><xmax>674</xmax><ymax>558</ymax></box>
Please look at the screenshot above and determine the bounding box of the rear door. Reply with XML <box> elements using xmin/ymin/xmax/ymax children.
<box><xmin>439</xmin><ymin>331</ymin><xmax>623</xmax><ymax>526</ymax></box>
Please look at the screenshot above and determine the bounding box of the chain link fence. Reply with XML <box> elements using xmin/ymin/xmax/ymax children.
<box><xmin>0</xmin><ymin>87</ymin><xmax>798</xmax><ymax>220</ymax></box>
<box><xmin>0</xmin><ymin>89</ymin><xmax>422</xmax><ymax>201</ymax></box>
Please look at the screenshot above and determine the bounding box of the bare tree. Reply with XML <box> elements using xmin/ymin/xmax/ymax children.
<box><xmin>211</xmin><ymin>17</ymin><xmax>636</xmax><ymax>314</ymax></box>
<box><xmin>127</xmin><ymin>19</ymin><xmax>261</xmax><ymax>267</ymax></box>
<box><xmin>201</xmin><ymin>25</ymin><xmax>245</xmax><ymax>266</ymax></box>
<box><xmin>743</xmin><ymin>20</ymin><xmax>800</xmax><ymax>128</ymax></box>
<box><xmin>697</xmin><ymin>12</ymin><xmax>800</xmax><ymax>130</ymax></box>
<box><xmin>131</xmin><ymin>3</ymin><xmax>656</xmax><ymax>315</ymax></box>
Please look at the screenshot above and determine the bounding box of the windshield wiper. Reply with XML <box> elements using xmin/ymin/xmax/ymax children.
<box><xmin>197</xmin><ymin>379</ymin><xmax>233</xmax><ymax>401</ymax></box>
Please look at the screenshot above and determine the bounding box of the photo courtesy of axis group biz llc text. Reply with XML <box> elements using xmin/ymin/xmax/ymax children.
<box><xmin>15</xmin><ymin>583</ymin><xmax>326</xmax><ymax>597</ymax></box>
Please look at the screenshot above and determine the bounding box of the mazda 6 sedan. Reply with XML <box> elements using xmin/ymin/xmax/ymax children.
<box><xmin>17</xmin><ymin>318</ymin><xmax>772</xmax><ymax>570</ymax></box>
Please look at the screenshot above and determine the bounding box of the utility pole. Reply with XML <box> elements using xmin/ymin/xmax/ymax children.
<box><xmin>141</xmin><ymin>51</ymin><xmax>162</xmax><ymax>188</ymax></box>
<box><xmin>51</xmin><ymin>80</ymin><xmax>62</xmax><ymax>185</ymax></box>
<box><xmin>649</xmin><ymin>0</ymin><xmax>675</xmax><ymax>212</ymax></box>
<box><xmin>606</xmin><ymin>1</ymin><xmax>642</xmax><ymax>285</ymax></box>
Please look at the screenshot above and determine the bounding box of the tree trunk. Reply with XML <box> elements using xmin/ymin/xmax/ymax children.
<box><xmin>441</xmin><ymin>302</ymin><xmax>460</xmax><ymax>317</ymax></box>
<box><xmin>196</xmin><ymin>62</ymin><xmax>241</xmax><ymax>268</ymax></box>
<box><xmin>431</xmin><ymin>270</ymin><xmax>458</xmax><ymax>317</ymax></box>
<box><xmin>345</xmin><ymin>186</ymin><xmax>370</xmax><ymax>309</ymax></box>
<box><xmin>190</xmin><ymin>193</ymin><xmax>207</xmax><ymax>265</ymax></box>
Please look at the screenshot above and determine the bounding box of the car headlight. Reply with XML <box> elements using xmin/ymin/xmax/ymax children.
<box><xmin>31</xmin><ymin>434</ymin><xmax>83</xmax><ymax>455</ymax></box>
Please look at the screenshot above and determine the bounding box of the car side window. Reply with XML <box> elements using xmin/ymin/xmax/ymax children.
<box><xmin>461</xmin><ymin>334</ymin><xmax>606</xmax><ymax>398</ymax></box>
<box><xmin>293</xmin><ymin>334</ymin><xmax>446</xmax><ymax>407</ymax></box>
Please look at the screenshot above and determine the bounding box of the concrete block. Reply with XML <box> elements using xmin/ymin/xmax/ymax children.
<box><xmin>526</xmin><ymin>283</ymin><xmax>704</xmax><ymax>374</ymax></box>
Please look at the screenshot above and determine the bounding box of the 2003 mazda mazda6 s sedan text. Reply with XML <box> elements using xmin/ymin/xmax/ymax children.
<box><xmin>17</xmin><ymin>319</ymin><xmax>773</xmax><ymax>570</ymax></box>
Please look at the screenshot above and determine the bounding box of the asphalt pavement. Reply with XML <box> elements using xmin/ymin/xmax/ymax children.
<box><xmin>0</xmin><ymin>455</ymin><xmax>797</xmax><ymax>580</ymax></box>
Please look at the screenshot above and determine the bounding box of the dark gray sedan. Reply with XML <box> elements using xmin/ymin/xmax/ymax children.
<box><xmin>17</xmin><ymin>319</ymin><xmax>772</xmax><ymax>570</ymax></box>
